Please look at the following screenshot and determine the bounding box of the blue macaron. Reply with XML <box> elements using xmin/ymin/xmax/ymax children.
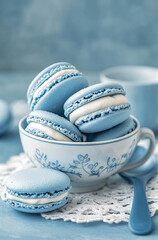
<box><xmin>27</xmin><ymin>62</ymin><xmax>88</xmax><ymax>116</ymax></box>
<box><xmin>2</xmin><ymin>168</ymin><xmax>71</xmax><ymax>213</ymax></box>
<box><xmin>0</xmin><ymin>100</ymin><xmax>12</xmax><ymax>136</ymax></box>
<box><xmin>25</xmin><ymin>110</ymin><xmax>83</xmax><ymax>142</ymax></box>
<box><xmin>64</xmin><ymin>83</ymin><xmax>131</xmax><ymax>133</ymax></box>
<box><xmin>87</xmin><ymin>117</ymin><xmax>137</xmax><ymax>142</ymax></box>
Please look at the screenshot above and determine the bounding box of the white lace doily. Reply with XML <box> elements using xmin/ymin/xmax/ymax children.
<box><xmin>0</xmin><ymin>152</ymin><xmax>158</xmax><ymax>224</ymax></box>
<box><xmin>0</xmin><ymin>100</ymin><xmax>158</xmax><ymax>224</ymax></box>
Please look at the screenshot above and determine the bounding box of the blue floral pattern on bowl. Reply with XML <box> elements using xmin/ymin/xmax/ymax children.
<box><xmin>32</xmin><ymin>139</ymin><xmax>136</xmax><ymax>178</ymax></box>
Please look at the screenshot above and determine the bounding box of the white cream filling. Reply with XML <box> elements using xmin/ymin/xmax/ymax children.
<box><xmin>5</xmin><ymin>191</ymin><xmax>68</xmax><ymax>205</ymax></box>
<box><xmin>33</xmin><ymin>69</ymin><xmax>79</xmax><ymax>99</ymax></box>
<box><xmin>28</xmin><ymin>122</ymin><xmax>73</xmax><ymax>142</ymax></box>
<box><xmin>69</xmin><ymin>94</ymin><xmax>128</xmax><ymax>123</ymax></box>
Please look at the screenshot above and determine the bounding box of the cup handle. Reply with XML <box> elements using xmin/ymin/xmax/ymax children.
<box><xmin>118</xmin><ymin>128</ymin><xmax>155</xmax><ymax>172</ymax></box>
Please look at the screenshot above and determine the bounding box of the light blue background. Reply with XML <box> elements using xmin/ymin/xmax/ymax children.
<box><xmin>1</xmin><ymin>0</ymin><xmax>158</xmax><ymax>73</ymax></box>
<box><xmin>1</xmin><ymin>2</ymin><xmax>158</xmax><ymax>238</ymax></box>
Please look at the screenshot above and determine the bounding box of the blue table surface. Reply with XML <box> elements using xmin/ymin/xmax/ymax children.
<box><xmin>0</xmin><ymin>73</ymin><xmax>158</xmax><ymax>240</ymax></box>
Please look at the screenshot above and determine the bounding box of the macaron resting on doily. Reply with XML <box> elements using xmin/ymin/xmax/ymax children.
<box><xmin>2</xmin><ymin>168</ymin><xmax>71</xmax><ymax>213</ymax></box>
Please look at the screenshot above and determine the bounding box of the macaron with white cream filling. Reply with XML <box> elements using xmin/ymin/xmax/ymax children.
<box><xmin>1</xmin><ymin>168</ymin><xmax>71</xmax><ymax>213</ymax></box>
<box><xmin>64</xmin><ymin>83</ymin><xmax>131</xmax><ymax>133</ymax></box>
<box><xmin>25</xmin><ymin>110</ymin><xmax>83</xmax><ymax>142</ymax></box>
<box><xmin>27</xmin><ymin>62</ymin><xmax>88</xmax><ymax>116</ymax></box>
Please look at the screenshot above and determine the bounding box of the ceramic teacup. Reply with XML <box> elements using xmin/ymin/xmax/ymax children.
<box><xmin>19</xmin><ymin>115</ymin><xmax>155</xmax><ymax>193</ymax></box>
<box><xmin>100</xmin><ymin>66</ymin><xmax>158</xmax><ymax>131</ymax></box>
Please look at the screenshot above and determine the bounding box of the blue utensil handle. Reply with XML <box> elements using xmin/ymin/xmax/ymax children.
<box><xmin>129</xmin><ymin>178</ymin><xmax>152</xmax><ymax>235</ymax></box>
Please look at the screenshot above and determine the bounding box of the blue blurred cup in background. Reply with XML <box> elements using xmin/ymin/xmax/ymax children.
<box><xmin>100</xmin><ymin>66</ymin><xmax>158</xmax><ymax>131</ymax></box>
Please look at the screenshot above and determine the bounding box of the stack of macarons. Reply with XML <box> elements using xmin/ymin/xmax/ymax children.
<box><xmin>2</xmin><ymin>62</ymin><xmax>137</xmax><ymax>214</ymax></box>
<box><xmin>25</xmin><ymin>62</ymin><xmax>136</xmax><ymax>142</ymax></box>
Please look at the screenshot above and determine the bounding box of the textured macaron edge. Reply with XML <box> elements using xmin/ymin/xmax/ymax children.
<box><xmin>27</xmin><ymin>62</ymin><xmax>76</xmax><ymax>104</ymax></box>
<box><xmin>113</xmin><ymin>117</ymin><xmax>137</xmax><ymax>136</ymax></box>
<box><xmin>75</xmin><ymin>103</ymin><xmax>131</xmax><ymax>128</ymax></box>
<box><xmin>26</xmin><ymin>115</ymin><xmax>83</xmax><ymax>142</ymax></box>
<box><xmin>5</xmin><ymin>195</ymin><xmax>69</xmax><ymax>211</ymax></box>
<box><xmin>5</xmin><ymin>185</ymin><xmax>71</xmax><ymax>199</ymax></box>
<box><xmin>30</xmin><ymin>72</ymin><xmax>83</xmax><ymax>111</ymax></box>
<box><xmin>87</xmin><ymin>117</ymin><xmax>137</xmax><ymax>142</ymax></box>
<box><xmin>25</xmin><ymin>128</ymin><xmax>55</xmax><ymax>140</ymax></box>
<box><xmin>64</xmin><ymin>87</ymin><xmax>126</xmax><ymax>118</ymax></box>
<box><xmin>124</xmin><ymin>120</ymin><xmax>137</xmax><ymax>135</ymax></box>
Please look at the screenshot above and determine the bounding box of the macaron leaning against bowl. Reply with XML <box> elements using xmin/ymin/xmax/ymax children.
<box><xmin>27</xmin><ymin>62</ymin><xmax>88</xmax><ymax>116</ymax></box>
<box><xmin>87</xmin><ymin>117</ymin><xmax>137</xmax><ymax>142</ymax></box>
<box><xmin>64</xmin><ymin>83</ymin><xmax>131</xmax><ymax>133</ymax></box>
<box><xmin>1</xmin><ymin>168</ymin><xmax>71</xmax><ymax>213</ymax></box>
<box><xmin>25</xmin><ymin>110</ymin><xmax>83</xmax><ymax>142</ymax></box>
<box><xmin>0</xmin><ymin>100</ymin><xmax>12</xmax><ymax>136</ymax></box>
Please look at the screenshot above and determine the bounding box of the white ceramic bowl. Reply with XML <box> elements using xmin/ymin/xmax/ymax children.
<box><xmin>19</xmin><ymin>116</ymin><xmax>155</xmax><ymax>193</ymax></box>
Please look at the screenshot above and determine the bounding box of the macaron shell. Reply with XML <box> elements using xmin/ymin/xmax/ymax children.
<box><xmin>25</xmin><ymin>128</ymin><xmax>55</xmax><ymax>140</ymax></box>
<box><xmin>27</xmin><ymin>110</ymin><xmax>83</xmax><ymax>142</ymax></box>
<box><xmin>64</xmin><ymin>82</ymin><xmax>125</xmax><ymax>109</ymax></box>
<box><xmin>6</xmin><ymin>195</ymin><xmax>69</xmax><ymax>213</ymax></box>
<box><xmin>64</xmin><ymin>82</ymin><xmax>125</xmax><ymax>117</ymax></box>
<box><xmin>75</xmin><ymin>105</ymin><xmax>131</xmax><ymax>133</ymax></box>
<box><xmin>4</xmin><ymin>168</ymin><xmax>71</xmax><ymax>213</ymax></box>
<box><xmin>6</xmin><ymin>168</ymin><xmax>70</xmax><ymax>195</ymax></box>
<box><xmin>27</xmin><ymin>62</ymin><xmax>75</xmax><ymax>104</ymax></box>
<box><xmin>87</xmin><ymin>117</ymin><xmax>137</xmax><ymax>141</ymax></box>
<box><xmin>32</xmin><ymin>75</ymin><xmax>88</xmax><ymax>116</ymax></box>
